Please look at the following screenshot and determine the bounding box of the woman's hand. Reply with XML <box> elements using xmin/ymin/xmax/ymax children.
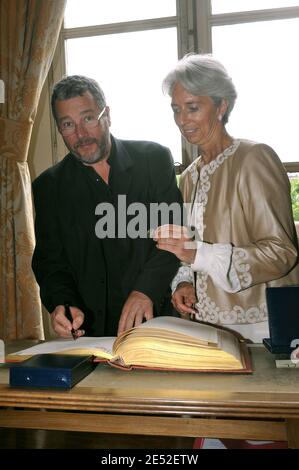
<box><xmin>172</xmin><ymin>282</ymin><xmax>197</xmax><ymax>315</ymax></box>
<box><xmin>153</xmin><ymin>224</ymin><xmax>197</xmax><ymax>264</ymax></box>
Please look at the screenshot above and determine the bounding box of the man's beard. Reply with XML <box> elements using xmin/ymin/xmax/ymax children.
<box><xmin>69</xmin><ymin>130</ymin><xmax>111</xmax><ymax>165</ymax></box>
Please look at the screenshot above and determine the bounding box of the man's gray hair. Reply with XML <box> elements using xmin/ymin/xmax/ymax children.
<box><xmin>162</xmin><ymin>54</ymin><xmax>237</xmax><ymax>124</ymax></box>
<box><xmin>51</xmin><ymin>75</ymin><xmax>106</xmax><ymax>122</ymax></box>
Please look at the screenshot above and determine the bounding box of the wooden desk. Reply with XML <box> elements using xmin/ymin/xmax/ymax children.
<box><xmin>1</xmin><ymin>343</ymin><xmax>299</xmax><ymax>448</ymax></box>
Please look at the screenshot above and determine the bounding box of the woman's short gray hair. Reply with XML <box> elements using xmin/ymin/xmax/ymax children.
<box><xmin>162</xmin><ymin>54</ymin><xmax>237</xmax><ymax>124</ymax></box>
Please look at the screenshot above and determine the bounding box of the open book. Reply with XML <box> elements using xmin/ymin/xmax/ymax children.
<box><xmin>8</xmin><ymin>316</ymin><xmax>252</xmax><ymax>373</ymax></box>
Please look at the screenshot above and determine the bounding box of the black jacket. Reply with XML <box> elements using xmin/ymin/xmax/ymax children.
<box><xmin>32</xmin><ymin>137</ymin><xmax>182</xmax><ymax>335</ymax></box>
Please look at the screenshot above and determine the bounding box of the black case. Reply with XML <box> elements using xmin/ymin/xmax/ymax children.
<box><xmin>263</xmin><ymin>286</ymin><xmax>299</xmax><ymax>354</ymax></box>
<box><xmin>9</xmin><ymin>354</ymin><xmax>95</xmax><ymax>389</ymax></box>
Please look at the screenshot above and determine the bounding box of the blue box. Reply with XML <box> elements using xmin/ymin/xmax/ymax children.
<box><xmin>9</xmin><ymin>354</ymin><xmax>95</xmax><ymax>389</ymax></box>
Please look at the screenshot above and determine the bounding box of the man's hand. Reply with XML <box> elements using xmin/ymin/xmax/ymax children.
<box><xmin>172</xmin><ymin>282</ymin><xmax>197</xmax><ymax>315</ymax></box>
<box><xmin>118</xmin><ymin>291</ymin><xmax>153</xmax><ymax>336</ymax></box>
<box><xmin>153</xmin><ymin>224</ymin><xmax>197</xmax><ymax>264</ymax></box>
<box><xmin>51</xmin><ymin>305</ymin><xmax>85</xmax><ymax>338</ymax></box>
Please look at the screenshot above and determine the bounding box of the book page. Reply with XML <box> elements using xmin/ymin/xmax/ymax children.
<box><xmin>8</xmin><ymin>337</ymin><xmax>115</xmax><ymax>360</ymax></box>
<box><xmin>135</xmin><ymin>316</ymin><xmax>218</xmax><ymax>344</ymax></box>
<box><xmin>217</xmin><ymin>329</ymin><xmax>242</xmax><ymax>365</ymax></box>
<box><xmin>118</xmin><ymin>330</ymin><xmax>215</xmax><ymax>347</ymax></box>
<box><xmin>113</xmin><ymin>317</ymin><xmax>245</xmax><ymax>370</ymax></box>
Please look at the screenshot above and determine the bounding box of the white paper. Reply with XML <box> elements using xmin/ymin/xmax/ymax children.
<box><xmin>13</xmin><ymin>336</ymin><xmax>115</xmax><ymax>356</ymax></box>
<box><xmin>291</xmin><ymin>346</ymin><xmax>299</xmax><ymax>364</ymax></box>
<box><xmin>138</xmin><ymin>316</ymin><xmax>218</xmax><ymax>344</ymax></box>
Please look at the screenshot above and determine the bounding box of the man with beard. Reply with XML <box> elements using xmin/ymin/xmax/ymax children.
<box><xmin>32</xmin><ymin>75</ymin><xmax>182</xmax><ymax>338</ymax></box>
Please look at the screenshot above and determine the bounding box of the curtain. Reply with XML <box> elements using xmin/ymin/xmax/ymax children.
<box><xmin>0</xmin><ymin>0</ymin><xmax>66</xmax><ymax>339</ymax></box>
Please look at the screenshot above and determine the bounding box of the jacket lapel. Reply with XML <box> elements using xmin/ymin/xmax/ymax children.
<box><xmin>112</xmin><ymin>137</ymin><xmax>133</xmax><ymax>196</ymax></box>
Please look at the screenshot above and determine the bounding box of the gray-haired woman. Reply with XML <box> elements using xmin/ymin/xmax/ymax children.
<box><xmin>154</xmin><ymin>52</ymin><xmax>298</xmax><ymax>450</ymax></box>
<box><xmin>155</xmin><ymin>53</ymin><xmax>299</xmax><ymax>344</ymax></box>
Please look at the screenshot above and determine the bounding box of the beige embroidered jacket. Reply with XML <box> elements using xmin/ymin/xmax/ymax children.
<box><xmin>172</xmin><ymin>139</ymin><xmax>299</xmax><ymax>332</ymax></box>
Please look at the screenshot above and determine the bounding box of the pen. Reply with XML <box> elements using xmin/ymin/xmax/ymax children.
<box><xmin>64</xmin><ymin>303</ymin><xmax>78</xmax><ymax>340</ymax></box>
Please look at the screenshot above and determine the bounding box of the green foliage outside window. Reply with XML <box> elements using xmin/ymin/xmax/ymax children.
<box><xmin>290</xmin><ymin>177</ymin><xmax>299</xmax><ymax>222</ymax></box>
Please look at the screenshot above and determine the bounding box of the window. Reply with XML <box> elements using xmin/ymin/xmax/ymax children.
<box><xmin>212</xmin><ymin>18</ymin><xmax>299</xmax><ymax>164</ymax></box>
<box><xmin>57</xmin><ymin>0</ymin><xmax>194</xmax><ymax>165</ymax></box>
<box><xmin>53</xmin><ymin>1</ymin><xmax>299</xmax><ymax>174</ymax></box>
<box><xmin>64</xmin><ymin>0</ymin><xmax>177</xmax><ymax>26</ymax></box>
<box><xmin>195</xmin><ymin>1</ymin><xmax>299</xmax><ymax>166</ymax></box>
<box><xmin>212</xmin><ymin>0</ymin><xmax>299</xmax><ymax>14</ymax></box>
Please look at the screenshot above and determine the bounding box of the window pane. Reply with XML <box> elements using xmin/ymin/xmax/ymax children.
<box><xmin>64</xmin><ymin>0</ymin><xmax>176</xmax><ymax>28</ymax></box>
<box><xmin>212</xmin><ymin>0</ymin><xmax>299</xmax><ymax>14</ymax></box>
<box><xmin>65</xmin><ymin>28</ymin><xmax>181</xmax><ymax>162</ymax></box>
<box><xmin>289</xmin><ymin>174</ymin><xmax>299</xmax><ymax>221</ymax></box>
<box><xmin>212</xmin><ymin>18</ymin><xmax>299</xmax><ymax>163</ymax></box>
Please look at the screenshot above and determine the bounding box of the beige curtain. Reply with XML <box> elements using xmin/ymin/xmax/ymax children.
<box><xmin>0</xmin><ymin>0</ymin><xmax>66</xmax><ymax>339</ymax></box>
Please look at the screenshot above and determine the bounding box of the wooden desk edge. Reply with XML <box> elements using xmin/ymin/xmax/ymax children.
<box><xmin>0</xmin><ymin>409</ymin><xmax>290</xmax><ymax>443</ymax></box>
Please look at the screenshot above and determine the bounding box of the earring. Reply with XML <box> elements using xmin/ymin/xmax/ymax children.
<box><xmin>218</xmin><ymin>114</ymin><xmax>222</xmax><ymax>122</ymax></box>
